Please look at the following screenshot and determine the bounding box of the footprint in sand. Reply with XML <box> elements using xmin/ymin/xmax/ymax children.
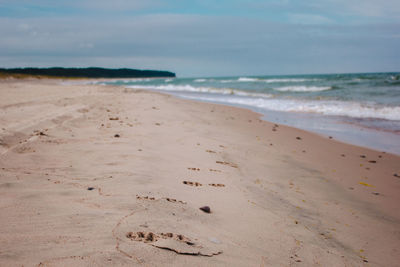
<box><xmin>136</xmin><ymin>195</ymin><xmax>186</xmax><ymax>204</ymax></box>
<box><xmin>125</xmin><ymin>230</ymin><xmax>220</xmax><ymax>256</ymax></box>
<box><xmin>208</xmin><ymin>183</ymin><xmax>225</xmax><ymax>187</ymax></box>
<box><xmin>113</xmin><ymin>199</ymin><xmax>222</xmax><ymax>258</ymax></box>
<box><xmin>182</xmin><ymin>181</ymin><xmax>225</xmax><ymax>187</ymax></box>
<box><xmin>188</xmin><ymin>167</ymin><xmax>200</xmax><ymax>171</ymax></box>
<box><xmin>136</xmin><ymin>196</ymin><xmax>156</xmax><ymax>200</ymax></box>
<box><xmin>126</xmin><ymin>231</ymin><xmax>193</xmax><ymax>245</ymax></box>
<box><xmin>216</xmin><ymin>161</ymin><xmax>238</xmax><ymax>168</ymax></box>
<box><xmin>164</xmin><ymin>197</ymin><xmax>186</xmax><ymax>204</ymax></box>
<box><xmin>183</xmin><ymin>181</ymin><xmax>202</xmax><ymax>186</ymax></box>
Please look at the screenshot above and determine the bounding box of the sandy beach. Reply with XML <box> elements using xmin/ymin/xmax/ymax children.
<box><xmin>0</xmin><ymin>79</ymin><xmax>399</xmax><ymax>266</ymax></box>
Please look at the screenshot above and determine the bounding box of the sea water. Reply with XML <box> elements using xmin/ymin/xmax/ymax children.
<box><xmin>101</xmin><ymin>72</ymin><xmax>400</xmax><ymax>155</ymax></box>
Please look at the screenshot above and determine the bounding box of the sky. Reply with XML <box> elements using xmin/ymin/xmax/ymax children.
<box><xmin>0</xmin><ymin>0</ymin><xmax>399</xmax><ymax>77</ymax></box>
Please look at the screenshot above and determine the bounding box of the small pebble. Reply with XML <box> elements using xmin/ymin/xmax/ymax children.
<box><xmin>114</xmin><ymin>134</ymin><xmax>120</xmax><ymax>138</ymax></box>
<box><xmin>87</xmin><ymin>187</ymin><xmax>95</xmax><ymax>191</ymax></box>
<box><xmin>199</xmin><ymin>206</ymin><xmax>211</xmax><ymax>213</ymax></box>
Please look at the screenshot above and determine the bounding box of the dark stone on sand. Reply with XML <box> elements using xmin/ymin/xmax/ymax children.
<box><xmin>360</xmin><ymin>155</ymin><xmax>366</xmax><ymax>158</ymax></box>
<box><xmin>199</xmin><ymin>206</ymin><xmax>211</xmax><ymax>213</ymax></box>
<box><xmin>394</xmin><ymin>173</ymin><xmax>399</xmax><ymax>178</ymax></box>
<box><xmin>368</xmin><ymin>160</ymin><xmax>377</xmax><ymax>163</ymax></box>
<box><xmin>87</xmin><ymin>187</ymin><xmax>95</xmax><ymax>191</ymax></box>
<box><xmin>296</xmin><ymin>137</ymin><xmax>302</xmax><ymax>140</ymax></box>
<box><xmin>372</xmin><ymin>192</ymin><xmax>380</xmax><ymax>195</ymax></box>
<box><xmin>114</xmin><ymin>134</ymin><xmax>120</xmax><ymax>138</ymax></box>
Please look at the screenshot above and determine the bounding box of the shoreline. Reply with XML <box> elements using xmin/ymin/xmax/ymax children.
<box><xmin>1</xmin><ymin>79</ymin><xmax>399</xmax><ymax>266</ymax></box>
<box><xmin>153</xmin><ymin>88</ymin><xmax>400</xmax><ymax>157</ymax></box>
<box><xmin>160</xmin><ymin>90</ymin><xmax>400</xmax><ymax>156</ymax></box>
<box><xmin>94</xmin><ymin>74</ymin><xmax>400</xmax><ymax>156</ymax></box>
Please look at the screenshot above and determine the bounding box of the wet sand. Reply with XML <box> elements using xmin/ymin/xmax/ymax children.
<box><xmin>0</xmin><ymin>79</ymin><xmax>399</xmax><ymax>266</ymax></box>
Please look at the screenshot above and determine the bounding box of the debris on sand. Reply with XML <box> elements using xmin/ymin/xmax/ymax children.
<box><xmin>199</xmin><ymin>206</ymin><xmax>211</xmax><ymax>213</ymax></box>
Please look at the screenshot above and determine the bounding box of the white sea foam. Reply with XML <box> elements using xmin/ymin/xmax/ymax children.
<box><xmin>124</xmin><ymin>82</ymin><xmax>399</xmax><ymax>121</ymax></box>
<box><xmin>194</xmin><ymin>79</ymin><xmax>207</xmax><ymax>82</ymax></box>
<box><xmin>183</xmin><ymin>95</ymin><xmax>400</xmax><ymax>121</ymax></box>
<box><xmin>263</xmin><ymin>78</ymin><xmax>314</xmax><ymax>83</ymax></box>
<box><xmin>220</xmin><ymin>79</ymin><xmax>236</xmax><ymax>83</ymax></box>
<box><xmin>274</xmin><ymin>86</ymin><xmax>332</xmax><ymax>92</ymax></box>
<box><xmin>122</xmin><ymin>78</ymin><xmax>154</xmax><ymax>82</ymax></box>
<box><xmin>236</xmin><ymin>77</ymin><xmax>319</xmax><ymax>83</ymax></box>
<box><xmin>126</xmin><ymin>84</ymin><xmax>272</xmax><ymax>98</ymax></box>
<box><xmin>238</xmin><ymin>77</ymin><xmax>259</xmax><ymax>82</ymax></box>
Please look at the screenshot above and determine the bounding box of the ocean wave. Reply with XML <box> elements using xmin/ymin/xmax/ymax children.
<box><xmin>194</xmin><ymin>79</ymin><xmax>207</xmax><ymax>82</ymax></box>
<box><xmin>238</xmin><ymin>77</ymin><xmax>259</xmax><ymax>82</ymax></box>
<box><xmin>220</xmin><ymin>79</ymin><xmax>236</xmax><ymax>83</ymax></box>
<box><xmin>274</xmin><ymin>86</ymin><xmax>332</xmax><ymax>92</ymax></box>
<box><xmin>264</xmin><ymin>78</ymin><xmax>310</xmax><ymax>83</ymax></box>
<box><xmin>126</xmin><ymin>84</ymin><xmax>272</xmax><ymax>98</ymax></box>
<box><xmin>237</xmin><ymin>77</ymin><xmax>319</xmax><ymax>83</ymax></box>
<box><xmin>185</xmin><ymin>95</ymin><xmax>400</xmax><ymax>121</ymax></box>
<box><xmin>120</xmin><ymin>78</ymin><xmax>155</xmax><ymax>83</ymax></box>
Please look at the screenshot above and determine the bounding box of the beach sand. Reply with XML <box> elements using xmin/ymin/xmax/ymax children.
<box><xmin>0</xmin><ymin>79</ymin><xmax>399</xmax><ymax>266</ymax></box>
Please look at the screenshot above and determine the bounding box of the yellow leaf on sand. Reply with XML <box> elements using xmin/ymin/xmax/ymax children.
<box><xmin>359</xmin><ymin>182</ymin><xmax>374</xmax><ymax>187</ymax></box>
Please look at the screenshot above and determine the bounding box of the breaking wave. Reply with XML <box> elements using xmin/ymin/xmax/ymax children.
<box><xmin>274</xmin><ymin>86</ymin><xmax>332</xmax><ymax>92</ymax></box>
<box><xmin>126</xmin><ymin>84</ymin><xmax>273</xmax><ymax>98</ymax></box>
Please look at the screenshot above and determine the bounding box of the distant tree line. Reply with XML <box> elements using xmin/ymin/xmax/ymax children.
<box><xmin>0</xmin><ymin>67</ymin><xmax>176</xmax><ymax>78</ymax></box>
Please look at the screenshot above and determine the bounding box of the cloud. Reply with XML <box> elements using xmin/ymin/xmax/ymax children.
<box><xmin>1</xmin><ymin>13</ymin><xmax>399</xmax><ymax>76</ymax></box>
<box><xmin>329</xmin><ymin>0</ymin><xmax>400</xmax><ymax>18</ymax></box>
<box><xmin>287</xmin><ymin>14</ymin><xmax>333</xmax><ymax>25</ymax></box>
<box><xmin>0</xmin><ymin>0</ymin><xmax>164</xmax><ymax>18</ymax></box>
<box><xmin>69</xmin><ymin>0</ymin><xmax>163</xmax><ymax>11</ymax></box>
<box><xmin>0</xmin><ymin>1</ymin><xmax>399</xmax><ymax>76</ymax></box>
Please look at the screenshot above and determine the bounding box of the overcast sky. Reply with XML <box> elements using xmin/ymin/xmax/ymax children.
<box><xmin>0</xmin><ymin>0</ymin><xmax>399</xmax><ymax>77</ymax></box>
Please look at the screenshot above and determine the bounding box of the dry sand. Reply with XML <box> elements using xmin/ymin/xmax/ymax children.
<box><xmin>0</xmin><ymin>79</ymin><xmax>399</xmax><ymax>266</ymax></box>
